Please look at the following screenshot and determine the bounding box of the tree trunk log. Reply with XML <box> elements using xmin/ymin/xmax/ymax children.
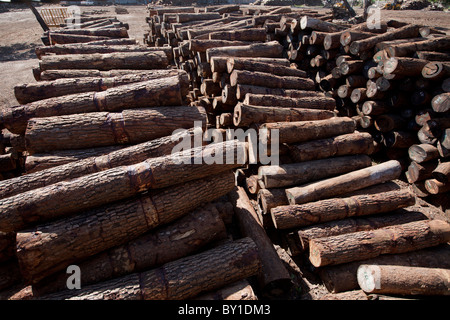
<box><xmin>40</xmin><ymin>237</ymin><xmax>260</xmax><ymax>300</ymax></box>
<box><xmin>288</xmin><ymin>131</ymin><xmax>374</xmax><ymax>163</ymax></box>
<box><xmin>189</xmin><ymin>39</ymin><xmax>252</xmax><ymax>52</ymax></box>
<box><xmin>206</xmin><ymin>41</ymin><xmax>284</xmax><ymax>62</ymax></box>
<box><xmin>407</xmin><ymin>160</ymin><xmax>438</xmax><ymax>183</ymax></box>
<box><xmin>259</xmin><ymin>154</ymin><xmax>372</xmax><ymax>190</ymax></box>
<box><xmin>383</xmin><ymin>57</ymin><xmax>429</xmax><ymax>77</ymax></box>
<box><xmin>233</xmin><ymin>103</ymin><xmax>335</xmax><ymax>127</ymax></box>
<box><xmin>386</xmin><ymin>36</ymin><xmax>450</xmax><ymax>57</ymax></box>
<box><xmin>209</xmin><ymin>28</ymin><xmax>266</xmax><ymax>41</ymax></box>
<box><xmin>35</xmin><ymin>44</ymin><xmax>156</xmax><ymax>59</ymax></box>
<box><xmin>257</xmin><ymin>188</ymin><xmax>289</xmax><ymax>216</ymax></box>
<box><xmin>272</xmin><ymin>189</ymin><xmax>415</xmax><ymax>230</ymax></box>
<box><xmin>2</xmin><ymin>75</ymin><xmax>189</xmax><ymax>134</ymax></box>
<box><xmin>242</xmin><ymin>93</ymin><xmax>335</xmax><ymax>110</ymax></box>
<box><xmin>194</xmin><ymin>279</ymin><xmax>257</xmax><ymax>300</ymax></box>
<box><xmin>0</xmin><ymin>141</ymin><xmax>245</xmax><ymax>232</ymax></box>
<box><xmin>422</xmin><ymin>62</ymin><xmax>450</xmax><ymax>81</ymax></box>
<box><xmin>30</xmin><ymin>202</ymin><xmax>228</xmax><ymax>296</ymax></box>
<box><xmin>0</xmin><ymin>130</ymin><xmax>198</xmax><ymax>199</ymax></box>
<box><xmin>357</xmin><ymin>264</ymin><xmax>450</xmax><ymax>296</ymax></box>
<box><xmin>47</xmin><ymin>33</ymin><xmax>110</xmax><ymax>44</ymax></box>
<box><xmin>230</xmin><ymin>69</ymin><xmax>315</xmax><ymax>90</ymax></box>
<box><xmin>228</xmin><ymin>186</ymin><xmax>292</xmax><ymax>297</ymax></box>
<box><xmin>408</xmin><ymin>144</ymin><xmax>440</xmax><ymax>163</ymax></box>
<box><xmin>261</xmin><ymin>117</ymin><xmax>356</xmax><ymax>145</ymax></box>
<box><xmin>49</xmin><ymin>27</ymin><xmax>128</xmax><ymax>38</ymax></box>
<box><xmin>425</xmin><ymin>178</ymin><xmax>450</xmax><ymax>194</ymax></box>
<box><xmin>15</xmin><ymin>171</ymin><xmax>236</xmax><ymax>283</ymax></box>
<box><xmin>431</xmin><ymin>92</ymin><xmax>450</xmax><ymax>113</ymax></box>
<box><xmin>300</xmin><ymin>16</ymin><xmax>347</xmax><ymax>32</ymax></box>
<box><xmin>236</xmin><ymin>85</ymin><xmax>315</xmax><ymax>100</ymax></box>
<box><xmin>23</xmin><ymin>106</ymin><xmax>205</xmax><ymax>153</ymax></box>
<box><xmin>38</xmin><ymin>69</ymin><xmax>159</xmax><ymax>81</ymax></box>
<box><xmin>432</xmin><ymin>162</ymin><xmax>450</xmax><ymax>183</ymax></box>
<box><xmin>286</xmin><ymin>160</ymin><xmax>402</xmax><ymax>205</ymax></box>
<box><xmin>309</xmin><ymin>219</ymin><xmax>450</xmax><ymax>267</ymax></box>
<box><xmin>14</xmin><ymin>70</ymin><xmax>184</xmax><ymax>104</ymax></box>
<box><xmin>39</xmin><ymin>51</ymin><xmax>168</xmax><ymax>71</ymax></box>
<box><xmin>176</xmin><ymin>12</ymin><xmax>221</xmax><ymax>23</ymax></box>
<box><xmin>227</xmin><ymin>58</ymin><xmax>307</xmax><ymax>78</ymax></box>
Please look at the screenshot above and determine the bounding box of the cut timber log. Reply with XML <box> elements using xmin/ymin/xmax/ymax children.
<box><xmin>309</xmin><ymin>219</ymin><xmax>450</xmax><ymax>267</ymax></box>
<box><xmin>349</xmin><ymin>24</ymin><xmax>421</xmax><ymax>55</ymax></box>
<box><xmin>408</xmin><ymin>144</ymin><xmax>440</xmax><ymax>163</ymax></box>
<box><xmin>422</xmin><ymin>62</ymin><xmax>450</xmax><ymax>81</ymax></box>
<box><xmin>288</xmin><ymin>131</ymin><xmax>374</xmax><ymax>162</ymax></box>
<box><xmin>230</xmin><ymin>69</ymin><xmax>315</xmax><ymax>90</ymax></box>
<box><xmin>47</xmin><ymin>33</ymin><xmax>110</xmax><ymax>45</ymax></box>
<box><xmin>431</xmin><ymin>92</ymin><xmax>450</xmax><ymax>113</ymax></box>
<box><xmin>0</xmin><ymin>130</ymin><xmax>198</xmax><ymax>199</ymax></box>
<box><xmin>425</xmin><ymin>179</ymin><xmax>450</xmax><ymax>194</ymax></box>
<box><xmin>2</xmin><ymin>75</ymin><xmax>189</xmax><ymax>134</ymax></box>
<box><xmin>176</xmin><ymin>12</ymin><xmax>221</xmax><ymax>23</ymax></box>
<box><xmin>14</xmin><ymin>69</ymin><xmax>184</xmax><ymax>104</ymax></box>
<box><xmin>260</xmin><ymin>117</ymin><xmax>356</xmax><ymax>145</ymax></box>
<box><xmin>227</xmin><ymin>58</ymin><xmax>307</xmax><ymax>78</ymax></box>
<box><xmin>210</xmin><ymin>57</ymin><xmax>289</xmax><ymax>73</ymax></box>
<box><xmin>286</xmin><ymin>160</ymin><xmax>402</xmax><ymax>205</ymax></box>
<box><xmin>300</xmin><ymin>16</ymin><xmax>347</xmax><ymax>32</ymax></box>
<box><xmin>24</xmin><ymin>106</ymin><xmax>205</xmax><ymax>153</ymax></box>
<box><xmin>294</xmin><ymin>210</ymin><xmax>426</xmax><ymax>253</ymax></box>
<box><xmin>38</xmin><ymin>69</ymin><xmax>162</xmax><ymax>81</ymax></box>
<box><xmin>257</xmin><ymin>188</ymin><xmax>289</xmax><ymax>216</ymax></box>
<box><xmin>271</xmin><ymin>189</ymin><xmax>415</xmax><ymax>230</ymax></box>
<box><xmin>357</xmin><ymin>265</ymin><xmax>450</xmax><ymax>296</ymax></box>
<box><xmin>206</xmin><ymin>41</ymin><xmax>284</xmax><ymax>62</ymax></box>
<box><xmin>233</xmin><ymin>103</ymin><xmax>335</xmax><ymax>127</ymax></box>
<box><xmin>29</xmin><ymin>202</ymin><xmax>227</xmax><ymax>296</ymax></box>
<box><xmin>258</xmin><ymin>155</ymin><xmax>372</xmax><ymax>189</ymax></box>
<box><xmin>243</xmin><ymin>94</ymin><xmax>335</xmax><ymax>111</ymax></box>
<box><xmin>48</xmin><ymin>27</ymin><xmax>128</xmax><ymax>38</ymax></box>
<box><xmin>39</xmin><ymin>51</ymin><xmax>168</xmax><ymax>71</ymax></box>
<box><xmin>228</xmin><ymin>186</ymin><xmax>292</xmax><ymax>297</ymax></box>
<box><xmin>385</xmin><ymin>36</ymin><xmax>450</xmax><ymax>57</ymax></box>
<box><xmin>15</xmin><ymin>171</ymin><xmax>236</xmax><ymax>283</ymax></box>
<box><xmin>189</xmin><ymin>39</ymin><xmax>252</xmax><ymax>52</ymax></box>
<box><xmin>40</xmin><ymin>238</ymin><xmax>260</xmax><ymax>300</ymax></box>
<box><xmin>407</xmin><ymin>161</ymin><xmax>437</xmax><ymax>183</ymax></box>
<box><xmin>432</xmin><ymin>162</ymin><xmax>450</xmax><ymax>183</ymax></box>
<box><xmin>0</xmin><ymin>141</ymin><xmax>245</xmax><ymax>232</ymax></box>
<box><xmin>209</xmin><ymin>28</ymin><xmax>266</xmax><ymax>41</ymax></box>
<box><xmin>383</xmin><ymin>57</ymin><xmax>429</xmax><ymax>77</ymax></box>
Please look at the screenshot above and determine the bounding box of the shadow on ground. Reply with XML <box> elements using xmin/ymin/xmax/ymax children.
<box><xmin>0</xmin><ymin>42</ymin><xmax>39</xmax><ymax>62</ymax></box>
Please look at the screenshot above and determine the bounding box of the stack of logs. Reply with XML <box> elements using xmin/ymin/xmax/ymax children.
<box><xmin>0</xmin><ymin>12</ymin><xmax>267</xmax><ymax>301</ymax></box>
<box><xmin>142</xmin><ymin>5</ymin><xmax>450</xmax><ymax>299</ymax></box>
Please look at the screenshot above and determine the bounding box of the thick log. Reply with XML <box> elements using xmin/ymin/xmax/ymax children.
<box><xmin>431</xmin><ymin>92</ymin><xmax>450</xmax><ymax>113</ymax></box>
<box><xmin>320</xmin><ymin>244</ymin><xmax>450</xmax><ymax>293</ymax></box>
<box><xmin>209</xmin><ymin>28</ymin><xmax>266</xmax><ymax>41</ymax></box>
<box><xmin>358</xmin><ymin>265</ymin><xmax>450</xmax><ymax>296</ymax></box>
<box><xmin>2</xmin><ymin>75</ymin><xmax>189</xmax><ymax>134</ymax></box>
<box><xmin>272</xmin><ymin>189</ymin><xmax>415</xmax><ymax>230</ymax></box>
<box><xmin>230</xmin><ymin>69</ymin><xmax>315</xmax><ymax>90</ymax></box>
<box><xmin>49</xmin><ymin>27</ymin><xmax>128</xmax><ymax>38</ymax></box>
<box><xmin>349</xmin><ymin>24</ymin><xmax>421</xmax><ymax>55</ymax></box>
<box><xmin>374</xmin><ymin>114</ymin><xmax>407</xmax><ymax>133</ymax></box>
<box><xmin>0</xmin><ymin>130</ymin><xmax>198</xmax><ymax>199</ymax></box>
<box><xmin>15</xmin><ymin>171</ymin><xmax>236</xmax><ymax>284</ymax></box>
<box><xmin>432</xmin><ymin>162</ymin><xmax>450</xmax><ymax>183</ymax></box>
<box><xmin>285</xmin><ymin>160</ymin><xmax>402</xmax><ymax>205</ymax></box>
<box><xmin>340</xmin><ymin>30</ymin><xmax>374</xmax><ymax>46</ymax></box>
<box><xmin>39</xmin><ymin>51</ymin><xmax>168</xmax><ymax>71</ymax></box>
<box><xmin>233</xmin><ymin>103</ymin><xmax>335</xmax><ymax>127</ymax></box>
<box><xmin>415</xmin><ymin>51</ymin><xmax>450</xmax><ymax>61</ymax></box>
<box><xmin>236</xmin><ymin>85</ymin><xmax>316</xmax><ymax>100</ymax></box>
<box><xmin>383</xmin><ymin>57</ymin><xmax>429</xmax><ymax>77</ymax></box>
<box><xmin>210</xmin><ymin>56</ymin><xmax>289</xmax><ymax>73</ymax></box>
<box><xmin>288</xmin><ymin>131</ymin><xmax>374</xmax><ymax>162</ymax></box>
<box><xmin>0</xmin><ymin>141</ymin><xmax>245</xmax><ymax>232</ymax></box>
<box><xmin>228</xmin><ymin>186</ymin><xmax>292</xmax><ymax>296</ymax></box>
<box><xmin>408</xmin><ymin>144</ymin><xmax>440</xmax><ymax>163</ymax></box>
<box><xmin>38</xmin><ymin>69</ymin><xmax>160</xmax><ymax>81</ymax></box>
<box><xmin>176</xmin><ymin>12</ymin><xmax>221</xmax><ymax>23</ymax></box>
<box><xmin>361</xmin><ymin>100</ymin><xmax>390</xmax><ymax>116</ymax></box>
<box><xmin>259</xmin><ymin>155</ymin><xmax>372</xmax><ymax>190</ymax></box>
<box><xmin>418</xmin><ymin>118</ymin><xmax>450</xmax><ymax>145</ymax></box>
<box><xmin>40</xmin><ymin>238</ymin><xmax>260</xmax><ymax>300</ymax></box>
<box><xmin>339</xmin><ymin>60</ymin><xmax>364</xmax><ymax>76</ymax></box>
<box><xmin>227</xmin><ymin>58</ymin><xmax>307</xmax><ymax>78</ymax></box>
<box><xmin>385</xmin><ymin>36</ymin><xmax>450</xmax><ymax>58</ymax></box>
<box><xmin>14</xmin><ymin>70</ymin><xmax>184</xmax><ymax>104</ymax></box>
<box><xmin>422</xmin><ymin>62</ymin><xmax>450</xmax><ymax>81</ymax></box>
<box><xmin>260</xmin><ymin>117</ymin><xmax>356</xmax><ymax>145</ymax></box>
<box><xmin>407</xmin><ymin>160</ymin><xmax>438</xmax><ymax>183</ymax></box>
<box><xmin>30</xmin><ymin>202</ymin><xmax>228</xmax><ymax>296</ymax></box>
<box><xmin>294</xmin><ymin>210</ymin><xmax>426</xmax><ymax>253</ymax></box>
<box><xmin>47</xmin><ymin>33</ymin><xmax>110</xmax><ymax>45</ymax></box>
<box><xmin>23</xmin><ymin>106</ymin><xmax>205</xmax><ymax>153</ymax></box>
<box><xmin>189</xmin><ymin>39</ymin><xmax>251</xmax><ymax>52</ymax></box>
<box><xmin>242</xmin><ymin>93</ymin><xmax>335</xmax><ymax>110</ymax></box>
<box><xmin>300</xmin><ymin>16</ymin><xmax>347</xmax><ymax>32</ymax></box>
<box><xmin>257</xmin><ymin>188</ymin><xmax>289</xmax><ymax>216</ymax></box>
<box><xmin>424</xmin><ymin>179</ymin><xmax>450</xmax><ymax>194</ymax></box>
<box><xmin>206</xmin><ymin>41</ymin><xmax>284</xmax><ymax>62</ymax></box>
<box><xmin>309</xmin><ymin>219</ymin><xmax>450</xmax><ymax>267</ymax></box>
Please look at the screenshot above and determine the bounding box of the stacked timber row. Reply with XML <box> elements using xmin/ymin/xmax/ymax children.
<box><xmin>0</xmin><ymin>12</ymin><xmax>268</xmax><ymax>301</ymax></box>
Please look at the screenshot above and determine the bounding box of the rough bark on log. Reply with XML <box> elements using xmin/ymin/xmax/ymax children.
<box><xmin>383</xmin><ymin>57</ymin><xmax>429</xmax><ymax>77</ymax></box>
<box><xmin>39</xmin><ymin>238</ymin><xmax>260</xmax><ymax>300</ymax></box>
<box><xmin>23</xmin><ymin>105</ymin><xmax>205</xmax><ymax>153</ymax></box>
<box><xmin>407</xmin><ymin>160</ymin><xmax>437</xmax><ymax>183</ymax></box>
<box><xmin>260</xmin><ymin>117</ymin><xmax>356</xmax><ymax>145</ymax></box>
<box><xmin>243</xmin><ymin>93</ymin><xmax>335</xmax><ymax>110</ymax></box>
<box><xmin>309</xmin><ymin>219</ymin><xmax>450</xmax><ymax>267</ymax></box>
<box><xmin>209</xmin><ymin>28</ymin><xmax>266</xmax><ymax>41</ymax></box>
<box><xmin>300</xmin><ymin>16</ymin><xmax>347</xmax><ymax>33</ymax></box>
<box><xmin>233</xmin><ymin>103</ymin><xmax>335</xmax><ymax>127</ymax></box>
<box><xmin>2</xmin><ymin>75</ymin><xmax>189</xmax><ymax>134</ymax></box>
<box><xmin>0</xmin><ymin>129</ymin><xmax>199</xmax><ymax>199</ymax></box>
<box><xmin>14</xmin><ymin>69</ymin><xmax>184</xmax><ymax>104</ymax></box>
<box><xmin>189</xmin><ymin>39</ymin><xmax>252</xmax><ymax>52</ymax></box>
<box><xmin>0</xmin><ymin>141</ymin><xmax>245</xmax><ymax>232</ymax></box>
<box><xmin>39</xmin><ymin>51</ymin><xmax>168</xmax><ymax>71</ymax></box>
<box><xmin>227</xmin><ymin>58</ymin><xmax>307</xmax><ymax>78</ymax></box>
<box><xmin>15</xmin><ymin>171</ymin><xmax>236</xmax><ymax>283</ymax></box>
<box><xmin>432</xmin><ymin>162</ymin><xmax>450</xmax><ymax>183</ymax></box>
<box><xmin>259</xmin><ymin>154</ymin><xmax>372</xmax><ymax>190</ymax></box>
<box><xmin>176</xmin><ymin>12</ymin><xmax>221</xmax><ymax>23</ymax></box>
<box><xmin>288</xmin><ymin>131</ymin><xmax>374</xmax><ymax>162</ymax></box>
<box><xmin>230</xmin><ymin>69</ymin><xmax>315</xmax><ymax>90</ymax></box>
<box><xmin>286</xmin><ymin>160</ymin><xmax>402</xmax><ymax>205</ymax></box>
<box><xmin>357</xmin><ymin>264</ymin><xmax>450</xmax><ymax>296</ymax></box>
<box><xmin>257</xmin><ymin>188</ymin><xmax>289</xmax><ymax>216</ymax></box>
<box><xmin>206</xmin><ymin>41</ymin><xmax>284</xmax><ymax>62</ymax></box>
<box><xmin>30</xmin><ymin>202</ymin><xmax>228</xmax><ymax>296</ymax></box>
<box><xmin>47</xmin><ymin>33</ymin><xmax>110</xmax><ymax>44</ymax></box>
<box><xmin>272</xmin><ymin>189</ymin><xmax>415</xmax><ymax>230</ymax></box>
<box><xmin>385</xmin><ymin>36</ymin><xmax>450</xmax><ymax>58</ymax></box>
<box><xmin>228</xmin><ymin>186</ymin><xmax>292</xmax><ymax>297</ymax></box>
<box><xmin>48</xmin><ymin>27</ymin><xmax>128</xmax><ymax>38</ymax></box>
<box><xmin>38</xmin><ymin>69</ymin><xmax>159</xmax><ymax>81</ymax></box>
